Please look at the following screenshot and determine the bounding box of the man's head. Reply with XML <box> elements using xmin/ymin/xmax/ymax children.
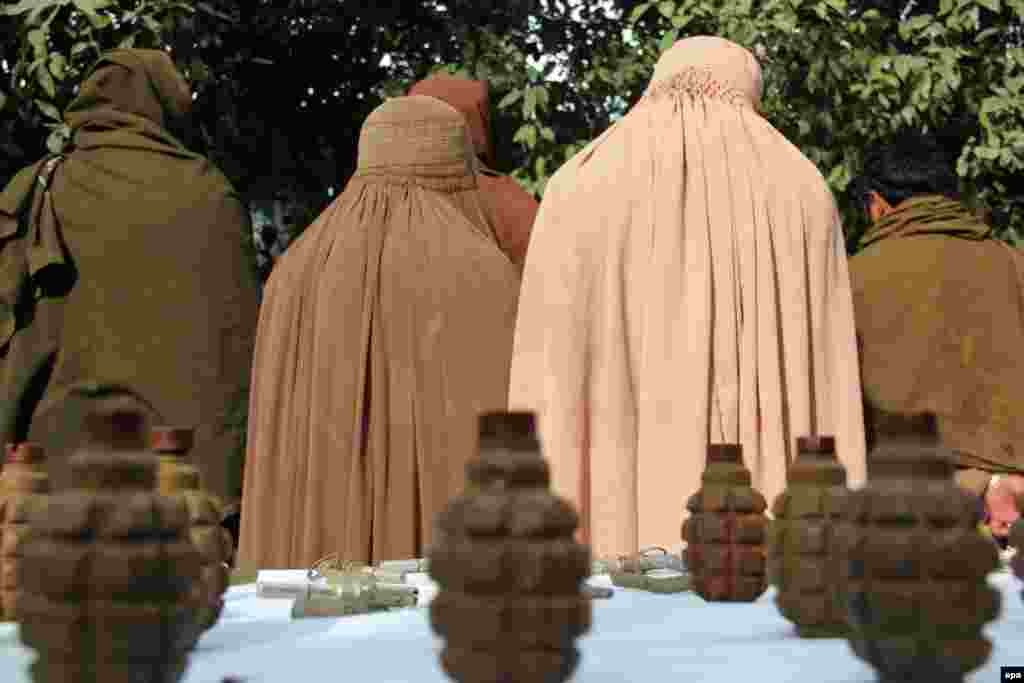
<box><xmin>852</xmin><ymin>132</ymin><xmax>960</xmax><ymax>223</ymax></box>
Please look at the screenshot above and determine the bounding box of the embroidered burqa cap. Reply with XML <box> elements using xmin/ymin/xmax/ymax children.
<box><xmin>0</xmin><ymin>48</ymin><xmax>258</xmax><ymax>500</ymax></box>
<box><xmin>509</xmin><ymin>36</ymin><xmax>867</xmax><ymax>557</ymax></box>
<box><xmin>408</xmin><ymin>75</ymin><xmax>539</xmax><ymax>269</ymax></box>
<box><xmin>236</xmin><ymin>95</ymin><xmax>520</xmax><ymax>569</ymax></box>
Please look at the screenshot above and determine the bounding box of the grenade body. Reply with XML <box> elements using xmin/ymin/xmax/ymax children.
<box><xmin>429</xmin><ymin>412</ymin><xmax>591</xmax><ymax>683</ymax></box>
<box><xmin>834</xmin><ymin>417</ymin><xmax>1000</xmax><ymax>683</ymax></box>
<box><xmin>15</xmin><ymin>409</ymin><xmax>202</xmax><ymax>683</ymax></box>
<box><xmin>768</xmin><ymin>436</ymin><xmax>849</xmax><ymax>636</ymax></box>
<box><xmin>1</xmin><ymin>444</ymin><xmax>50</xmax><ymax>621</ymax></box>
<box><xmin>682</xmin><ymin>444</ymin><xmax>768</xmax><ymax>602</ymax></box>
<box><xmin>153</xmin><ymin>427</ymin><xmax>233</xmax><ymax>641</ymax></box>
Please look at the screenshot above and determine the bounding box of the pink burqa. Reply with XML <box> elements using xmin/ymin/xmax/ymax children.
<box><xmin>509</xmin><ymin>37</ymin><xmax>867</xmax><ymax>558</ymax></box>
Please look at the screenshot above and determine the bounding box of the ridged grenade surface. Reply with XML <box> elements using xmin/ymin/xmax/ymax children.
<box><xmin>15</xmin><ymin>408</ymin><xmax>202</xmax><ymax>683</ymax></box>
<box><xmin>768</xmin><ymin>435</ymin><xmax>849</xmax><ymax>636</ymax></box>
<box><xmin>429</xmin><ymin>412</ymin><xmax>591</xmax><ymax>683</ymax></box>
<box><xmin>153</xmin><ymin>427</ymin><xmax>233</xmax><ymax>642</ymax></box>
<box><xmin>682</xmin><ymin>444</ymin><xmax>768</xmax><ymax>602</ymax></box>
<box><xmin>834</xmin><ymin>412</ymin><xmax>1000</xmax><ymax>683</ymax></box>
<box><xmin>0</xmin><ymin>443</ymin><xmax>50</xmax><ymax>621</ymax></box>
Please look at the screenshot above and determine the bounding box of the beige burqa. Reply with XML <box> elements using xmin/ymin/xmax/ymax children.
<box><xmin>237</xmin><ymin>96</ymin><xmax>519</xmax><ymax>570</ymax></box>
<box><xmin>509</xmin><ymin>37</ymin><xmax>867</xmax><ymax>558</ymax></box>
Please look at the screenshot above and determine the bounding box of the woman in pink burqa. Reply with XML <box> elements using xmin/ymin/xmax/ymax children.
<box><xmin>510</xmin><ymin>36</ymin><xmax>868</xmax><ymax>557</ymax></box>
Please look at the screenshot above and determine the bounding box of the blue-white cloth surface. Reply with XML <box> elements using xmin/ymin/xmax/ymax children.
<box><xmin>1</xmin><ymin>573</ymin><xmax>1021</xmax><ymax>682</ymax></box>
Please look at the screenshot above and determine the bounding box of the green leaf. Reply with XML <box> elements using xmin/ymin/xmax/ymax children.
<box><xmin>893</xmin><ymin>56</ymin><xmax>912</xmax><ymax>81</ymax></box>
<box><xmin>629</xmin><ymin>2</ymin><xmax>652</xmax><ymax>23</ymax></box>
<box><xmin>534</xmin><ymin>86</ymin><xmax>549</xmax><ymax>109</ymax></box>
<box><xmin>657</xmin><ymin>1</ymin><xmax>676</xmax><ymax>18</ymax></box>
<box><xmin>36</xmin><ymin>99</ymin><xmax>61</xmax><ymax>120</ymax></box>
<box><xmin>49</xmin><ymin>53</ymin><xmax>66</xmax><ymax>79</ymax></box>
<box><xmin>671</xmin><ymin>13</ymin><xmax>690</xmax><ymax>28</ymax></box>
<box><xmin>899</xmin><ymin>14</ymin><xmax>934</xmax><ymax>40</ymax></box>
<box><xmin>195</xmin><ymin>1</ymin><xmax>237</xmax><ymax>22</ymax></box>
<box><xmin>513</xmin><ymin>123</ymin><xmax>534</xmax><ymax>145</ymax></box>
<box><xmin>975</xmin><ymin>146</ymin><xmax>1000</xmax><ymax>160</ymax></box>
<box><xmin>524</xmin><ymin>87</ymin><xmax>538</xmax><ymax>117</ymax></box>
<box><xmin>976</xmin><ymin>0</ymin><xmax>1000</xmax><ymax>10</ymax></box>
<box><xmin>825</xmin><ymin>0</ymin><xmax>846</xmax><ymax>10</ymax></box>
<box><xmin>28</xmin><ymin>1</ymin><xmax>60</xmax><ymax>26</ymax></box>
<box><xmin>28</xmin><ymin>28</ymin><xmax>47</xmax><ymax>58</ymax></box>
<box><xmin>2</xmin><ymin>0</ymin><xmax>50</xmax><ymax>15</ymax></box>
<box><xmin>540</xmin><ymin>126</ymin><xmax>555</xmax><ymax>142</ymax></box>
<box><xmin>46</xmin><ymin>127</ymin><xmax>66</xmax><ymax>154</ymax></box>
<box><xmin>36</xmin><ymin>67</ymin><xmax>56</xmax><ymax>98</ymax></box>
<box><xmin>659</xmin><ymin>28</ymin><xmax>679</xmax><ymax>53</ymax></box>
<box><xmin>119</xmin><ymin>34</ymin><xmax>137</xmax><ymax>49</ymax></box>
<box><xmin>71</xmin><ymin>0</ymin><xmax>111</xmax><ymax>11</ymax></box>
<box><xmin>0</xmin><ymin>90</ymin><xmax>7</xmax><ymax>110</ymax></box>
<box><xmin>498</xmin><ymin>89</ymin><xmax>522</xmax><ymax>108</ymax></box>
<box><xmin>142</xmin><ymin>15</ymin><xmax>163</xmax><ymax>34</ymax></box>
<box><xmin>534</xmin><ymin>156</ymin><xmax>547</xmax><ymax>177</ymax></box>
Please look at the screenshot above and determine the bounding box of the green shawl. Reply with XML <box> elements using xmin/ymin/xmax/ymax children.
<box><xmin>858</xmin><ymin>194</ymin><xmax>992</xmax><ymax>249</ymax></box>
<box><xmin>0</xmin><ymin>49</ymin><xmax>258</xmax><ymax>498</ymax></box>
<box><xmin>851</xmin><ymin>194</ymin><xmax>1024</xmax><ymax>478</ymax></box>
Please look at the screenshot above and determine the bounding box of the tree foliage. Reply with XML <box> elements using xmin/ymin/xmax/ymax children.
<box><xmin>1</xmin><ymin>0</ymin><xmax>1022</xmax><ymax>251</ymax></box>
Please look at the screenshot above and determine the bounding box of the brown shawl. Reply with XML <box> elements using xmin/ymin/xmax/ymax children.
<box><xmin>236</xmin><ymin>96</ymin><xmax>520</xmax><ymax>570</ymax></box>
<box><xmin>408</xmin><ymin>75</ymin><xmax>538</xmax><ymax>269</ymax></box>
<box><xmin>852</xmin><ymin>195</ymin><xmax>1024</xmax><ymax>481</ymax></box>
<box><xmin>0</xmin><ymin>49</ymin><xmax>258</xmax><ymax>499</ymax></box>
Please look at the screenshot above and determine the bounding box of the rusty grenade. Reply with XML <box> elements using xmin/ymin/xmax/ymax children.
<box><xmin>682</xmin><ymin>444</ymin><xmax>769</xmax><ymax>602</ymax></box>
<box><xmin>153</xmin><ymin>426</ymin><xmax>233</xmax><ymax>642</ymax></box>
<box><xmin>429</xmin><ymin>412</ymin><xmax>591</xmax><ymax>683</ymax></box>
<box><xmin>1</xmin><ymin>443</ymin><xmax>50</xmax><ymax>621</ymax></box>
<box><xmin>834</xmin><ymin>411</ymin><xmax>1000</xmax><ymax>683</ymax></box>
<box><xmin>768</xmin><ymin>435</ymin><xmax>850</xmax><ymax>636</ymax></box>
<box><xmin>15</xmin><ymin>406</ymin><xmax>202</xmax><ymax>683</ymax></box>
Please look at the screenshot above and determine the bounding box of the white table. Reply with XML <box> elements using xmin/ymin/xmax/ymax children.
<box><xmin>2</xmin><ymin>573</ymin><xmax>1021</xmax><ymax>682</ymax></box>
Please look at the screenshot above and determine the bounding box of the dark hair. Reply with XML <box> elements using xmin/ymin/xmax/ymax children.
<box><xmin>850</xmin><ymin>132</ymin><xmax>960</xmax><ymax>213</ymax></box>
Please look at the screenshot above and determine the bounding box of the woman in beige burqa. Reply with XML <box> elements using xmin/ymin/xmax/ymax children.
<box><xmin>509</xmin><ymin>36</ymin><xmax>867</xmax><ymax>558</ymax></box>
<box><xmin>237</xmin><ymin>96</ymin><xmax>519</xmax><ymax>569</ymax></box>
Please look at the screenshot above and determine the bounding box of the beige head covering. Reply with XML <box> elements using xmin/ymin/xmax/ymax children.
<box><xmin>237</xmin><ymin>95</ymin><xmax>519</xmax><ymax>569</ymax></box>
<box><xmin>509</xmin><ymin>36</ymin><xmax>867</xmax><ymax>557</ymax></box>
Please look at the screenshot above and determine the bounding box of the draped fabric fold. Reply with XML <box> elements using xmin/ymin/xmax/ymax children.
<box><xmin>237</xmin><ymin>96</ymin><xmax>519</xmax><ymax>570</ymax></box>
<box><xmin>0</xmin><ymin>49</ymin><xmax>257</xmax><ymax>500</ymax></box>
<box><xmin>851</xmin><ymin>195</ymin><xmax>1024</xmax><ymax>478</ymax></box>
<box><xmin>509</xmin><ymin>37</ymin><xmax>867</xmax><ymax>558</ymax></box>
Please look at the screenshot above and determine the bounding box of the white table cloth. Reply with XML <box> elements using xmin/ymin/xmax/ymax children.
<box><xmin>2</xmin><ymin>573</ymin><xmax>1021</xmax><ymax>682</ymax></box>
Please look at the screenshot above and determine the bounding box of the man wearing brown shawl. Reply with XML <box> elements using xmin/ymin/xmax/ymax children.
<box><xmin>850</xmin><ymin>134</ymin><xmax>1024</xmax><ymax>541</ymax></box>
<box><xmin>408</xmin><ymin>75</ymin><xmax>538</xmax><ymax>269</ymax></box>
<box><xmin>0</xmin><ymin>49</ymin><xmax>258</xmax><ymax>501</ymax></box>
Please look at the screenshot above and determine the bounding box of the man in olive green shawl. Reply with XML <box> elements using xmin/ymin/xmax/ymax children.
<box><xmin>0</xmin><ymin>49</ymin><xmax>258</xmax><ymax>501</ymax></box>
<box><xmin>850</xmin><ymin>134</ymin><xmax>1024</xmax><ymax>541</ymax></box>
